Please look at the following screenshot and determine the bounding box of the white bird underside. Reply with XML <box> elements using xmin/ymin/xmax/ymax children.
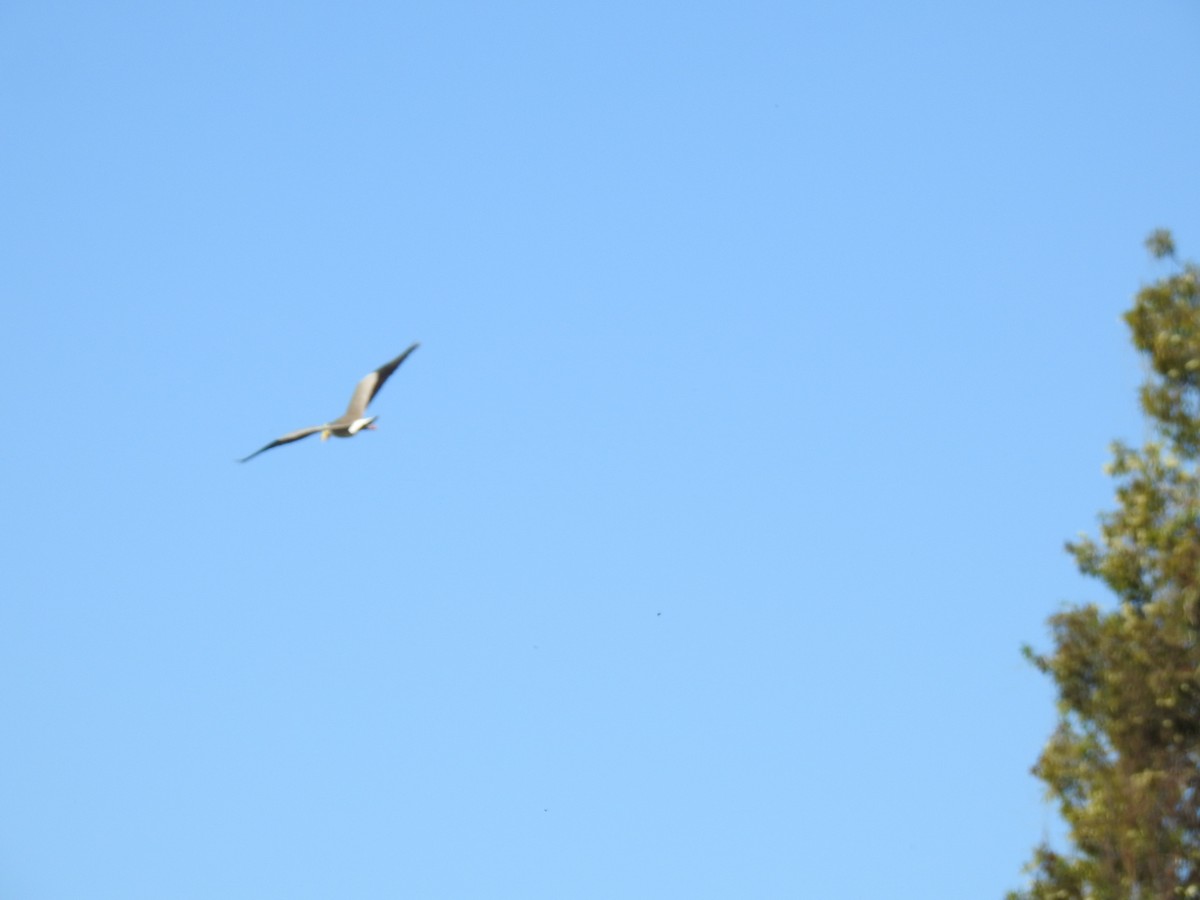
<box><xmin>239</xmin><ymin>342</ymin><xmax>419</xmax><ymax>463</ymax></box>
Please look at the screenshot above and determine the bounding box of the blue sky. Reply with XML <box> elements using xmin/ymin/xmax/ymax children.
<box><xmin>3</xmin><ymin>2</ymin><xmax>1199</xmax><ymax>897</ymax></box>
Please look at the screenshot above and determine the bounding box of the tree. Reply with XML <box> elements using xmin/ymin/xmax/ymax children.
<box><xmin>1011</xmin><ymin>232</ymin><xmax>1200</xmax><ymax>900</ymax></box>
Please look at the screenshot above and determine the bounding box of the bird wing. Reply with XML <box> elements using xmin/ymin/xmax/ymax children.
<box><xmin>342</xmin><ymin>342</ymin><xmax>420</xmax><ymax>420</ymax></box>
<box><xmin>238</xmin><ymin>425</ymin><xmax>326</xmax><ymax>463</ymax></box>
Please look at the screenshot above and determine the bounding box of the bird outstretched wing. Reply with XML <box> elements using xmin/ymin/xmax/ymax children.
<box><xmin>238</xmin><ymin>425</ymin><xmax>326</xmax><ymax>463</ymax></box>
<box><xmin>342</xmin><ymin>342</ymin><xmax>420</xmax><ymax>420</ymax></box>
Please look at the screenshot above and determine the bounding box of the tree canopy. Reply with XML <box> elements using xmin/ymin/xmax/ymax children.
<box><xmin>1011</xmin><ymin>232</ymin><xmax>1200</xmax><ymax>899</ymax></box>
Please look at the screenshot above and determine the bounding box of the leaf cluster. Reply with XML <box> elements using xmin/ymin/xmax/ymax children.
<box><xmin>1012</xmin><ymin>234</ymin><xmax>1200</xmax><ymax>899</ymax></box>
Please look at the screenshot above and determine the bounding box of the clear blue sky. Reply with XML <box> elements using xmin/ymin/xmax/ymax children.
<box><xmin>3</xmin><ymin>2</ymin><xmax>1199</xmax><ymax>897</ymax></box>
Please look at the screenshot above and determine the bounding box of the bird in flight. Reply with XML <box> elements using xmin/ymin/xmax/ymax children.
<box><xmin>239</xmin><ymin>342</ymin><xmax>419</xmax><ymax>463</ymax></box>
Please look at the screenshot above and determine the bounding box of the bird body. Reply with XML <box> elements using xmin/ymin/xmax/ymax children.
<box><xmin>239</xmin><ymin>343</ymin><xmax>418</xmax><ymax>462</ymax></box>
<box><xmin>323</xmin><ymin>416</ymin><xmax>376</xmax><ymax>439</ymax></box>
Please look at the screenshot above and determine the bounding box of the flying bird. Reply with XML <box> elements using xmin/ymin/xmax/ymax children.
<box><xmin>239</xmin><ymin>343</ymin><xmax>419</xmax><ymax>463</ymax></box>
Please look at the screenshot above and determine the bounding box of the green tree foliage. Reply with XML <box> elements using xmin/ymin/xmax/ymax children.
<box><xmin>1011</xmin><ymin>233</ymin><xmax>1200</xmax><ymax>900</ymax></box>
